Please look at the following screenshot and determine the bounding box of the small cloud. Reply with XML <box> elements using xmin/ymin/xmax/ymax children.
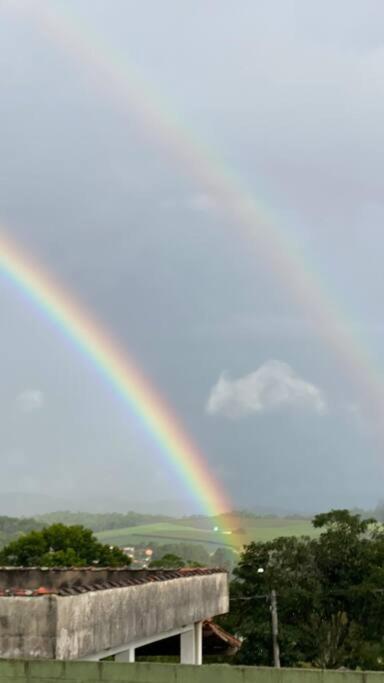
<box><xmin>206</xmin><ymin>360</ymin><xmax>326</xmax><ymax>419</ymax></box>
<box><xmin>16</xmin><ymin>389</ymin><xmax>44</xmax><ymax>413</ymax></box>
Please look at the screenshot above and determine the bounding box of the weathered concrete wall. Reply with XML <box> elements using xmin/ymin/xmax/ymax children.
<box><xmin>56</xmin><ymin>573</ymin><xmax>228</xmax><ymax>659</ymax></box>
<box><xmin>0</xmin><ymin>597</ymin><xmax>57</xmax><ymax>659</ymax></box>
<box><xmin>0</xmin><ymin>573</ymin><xmax>228</xmax><ymax>660</ymax></box>
<box><xmin>1</xmin><ymin>660</ymin><xmax>384</xmax><ymax>683</ymax></box>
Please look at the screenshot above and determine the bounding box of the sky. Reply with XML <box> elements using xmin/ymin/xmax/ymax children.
<box><xmin>1</xmin><ymin>0</ymin><xmax>384</xmax><ymax>515</ymax></box>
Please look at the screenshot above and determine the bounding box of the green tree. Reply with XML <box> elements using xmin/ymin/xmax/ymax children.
<box><xmin>0</xmin><ymin>523</ymin><xmax>129</xmax><ymax>567</ymax></box>
<box><xmin>226</xmin><ymin>510</ymin><xmax>384</xmax><ymax>670</ymax></box>
<box><xmin>151</xmin><ymin>543</ymin><xmax>210</xmax><ymax>566</ymax></box>
<box><xmin>211</xmin><ymin>547</ymin><xmax>237</xmax><ymax>572</ymax></box>
<box><xmin>149</xmin><ymin>553</ymin><xmax>185</xmax><ymax>568</ymax></box>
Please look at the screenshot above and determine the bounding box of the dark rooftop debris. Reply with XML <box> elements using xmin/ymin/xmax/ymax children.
<box><xmin>0</xmin><ymin>566</ymin><xmax>224</xmax><ymax>597</ymax></box>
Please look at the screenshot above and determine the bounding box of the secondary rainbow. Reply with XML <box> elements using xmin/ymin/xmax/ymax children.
<box><xmin>0</xmin><ymin>231</ymin><xmax>231</xmax><ymax>517</ymax></box>
<box><xmin>15</xmin><ymin>0</ymin><xmax>384</xmax><ymax>432</ymax></box>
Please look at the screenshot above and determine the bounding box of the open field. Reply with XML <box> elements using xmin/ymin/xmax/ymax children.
<box><xmin>96</xmin><ymin>517</ymin><xmax>317</xmax><ymax>550</ymax></box>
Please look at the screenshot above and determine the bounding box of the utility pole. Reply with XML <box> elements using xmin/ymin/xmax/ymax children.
<box><xmin>270</xmin><ymin>589</ymin><xmax>280</xmax><ymax>668</ymax></box>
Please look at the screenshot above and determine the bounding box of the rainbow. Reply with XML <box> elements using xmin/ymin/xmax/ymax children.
<box><xmin>0</xmin><ymin>231</ymin><xmax>231</xmax><ymax>516</ymax></box>
<box><xmin>15</xmin><ymin>0</ymin><xmax>384</xmax><ymax>432</ymax></box>
<box><xmin>4</xmin><ymin>0</ymin><xmax>384</xmax><ymax>483</ymax></box>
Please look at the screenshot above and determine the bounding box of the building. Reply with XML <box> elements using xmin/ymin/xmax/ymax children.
<box><xmin>0</xmin><ymin>566</ymin><xmax>228</xmax><ymax>664</ymax></box>
<box><xmin>136</xmin><ymin>618</ymin><xmax>241</xmax><ymax>660</ymax></box>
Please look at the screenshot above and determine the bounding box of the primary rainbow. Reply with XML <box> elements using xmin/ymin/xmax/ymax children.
<box><xmin>0</xmin><ymin>231</ymin><xmax>231</xmax><ymax>517</ymax></box>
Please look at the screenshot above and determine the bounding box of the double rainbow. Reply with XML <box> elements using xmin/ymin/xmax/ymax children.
<box><xmin>3</xmin><ymin>1</ymin><xmax>384</xmax><ymax>517</ymax></box>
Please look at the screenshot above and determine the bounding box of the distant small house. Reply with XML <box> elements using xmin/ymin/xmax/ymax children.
<box><xmin>122</xmin><ymin>547</ymin><xmax>135</xmax><ymax>558</ymax></box>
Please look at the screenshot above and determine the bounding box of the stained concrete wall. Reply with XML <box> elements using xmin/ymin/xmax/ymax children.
<box><xmin>1</xmin><ymin>660</ymin><xmax>384</xmax><ymax>683</ymax></box>
<box><xmin>0</xmin><ymin>597</ymin><xmax>57</xmax><ymax>659</ymax></box>
<box><xmin>56</xmin><ymin>573</ymin><xmax>228</xmax><ymax>659</ymax></box>
<box><xmin>0</xmin><ymin>573</ymin><xmax>228</xmax><ymax>660</ymax></box>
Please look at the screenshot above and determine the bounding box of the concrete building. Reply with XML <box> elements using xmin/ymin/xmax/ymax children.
<box><xmin>0</xmin><ymin>567</ymin><xmax>228</xmax><ymax>664</ymax></box>
<box><xmin>136</xmin><ymin>618</ymin><xmax>241</xmax><ymax>660</ymax></box>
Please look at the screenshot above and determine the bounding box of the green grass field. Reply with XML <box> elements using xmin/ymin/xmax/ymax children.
<box><xmin>96</xmin><ymin>517</ymin><xmax>316</xmax><ymax>550</ymax></box>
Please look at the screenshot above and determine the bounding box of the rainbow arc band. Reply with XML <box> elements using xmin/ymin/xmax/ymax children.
<box><xmin>0</xmin><ymin>232</ymin><xmax>231</xmax><ymax>517</ymax></box>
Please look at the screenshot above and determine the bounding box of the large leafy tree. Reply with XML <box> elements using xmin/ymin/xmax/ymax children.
<box><xmin>0</xmin><ymin>523</ymin><xmax>129</xmax><ymax>567</ymax></box>
<box><xmin>225</xmin><ymin>510</ymin><xmax>384</xmax><ymax>670</ymax></box>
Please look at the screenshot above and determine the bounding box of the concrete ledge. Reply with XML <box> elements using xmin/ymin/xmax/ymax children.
<box><xmin>1</xmin><ymin>661</ymin><xmax>384</xmax><ymax>683</ymax></box>
<box><xmin>0</xmin><ymin>571</ymin><xmax>228</xmax><ymax>660</ymax></box>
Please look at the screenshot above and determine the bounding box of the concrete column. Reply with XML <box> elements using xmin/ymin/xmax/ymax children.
<box><xmin>194</xmin><ymin>621</ymin><xmax>203</xmax><ymax>665</ymax></box>
<box><xmin>115</xmin><ymin>648</ymin><xmax>135</xmax><ymax>663</ymax></box>
<box><xmin>180</xmin><ymin>622</ymin><xmax>203</xmax><ymax>665</ymax></box>
<box><xmin>180</xmin><ymin>627</ymin><xmax>195</xmax><ymax>664</ymax></box>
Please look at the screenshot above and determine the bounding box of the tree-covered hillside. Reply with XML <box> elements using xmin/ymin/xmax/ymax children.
<box><xmin>0</xmin><ymin>516</ymin><xmax>44</xmax><ymax>548</ymax></box>
<box><xmin>36</xmin><ymin>510</ymin><xmax>173</xmax><ymax>532</ymax></box>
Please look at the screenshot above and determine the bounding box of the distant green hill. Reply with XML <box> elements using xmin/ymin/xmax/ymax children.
<box><xmin>97</xmin><ymin>522</ymin><xmax>236</xmax><ymax>550</ymax></box>
<box><xmin>0</xmin><ymin>510</ymin><xmax>318</xmax><ymax>553</ymax></box>
<box><xmin>0</xmin><ymin>515</ymin><xmax>44</xmax><ymax>548</ymax></box>
<box><xmin>96</xmin><ymin>517</ymin><xmax>316</xmax><ymax>550</ymax></box>
<box><xmin>37</xmin><ymin>510</ymin><xmax>172</xmax><ymax>532</ymax></box>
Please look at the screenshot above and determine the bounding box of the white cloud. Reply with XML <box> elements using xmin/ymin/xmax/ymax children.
<box><xmin>16</xmin><ymin>389</ymin><xmax>44</xmax><ymax>413</ymax></box>
<box><xmin>206</xmin><ymin>360</ymin><xmax>326</xmax><ymax>419</ymax></box>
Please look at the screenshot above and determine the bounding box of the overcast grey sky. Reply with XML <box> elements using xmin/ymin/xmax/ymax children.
<box><xmin>1</xmin><ymin>0</ymin><xmax>384</xmax><ymax>514</ymax></box>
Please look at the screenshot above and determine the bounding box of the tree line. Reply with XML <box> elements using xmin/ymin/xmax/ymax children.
<box><xmin>0</xmin><ymin>523</ymin><xmax>236</xmax><ymax>571</ymax></box>
<box><xmin>0</xmin><ymin>516</ymin><xmax>45</xmax><ymax>548</ymax></box>
<box><xmin>223</xmin><ymin>509</ymin><xmax>384</xmax><ymax>670</ymax></box>
<box><xmin>2</xmin><ymin>509</ymin><xmax>384</xmax><ymax>669</ymax></box>
<box><xmin>149</xmin><ymin>542</ymin><xmax>237</xmax><ymax>571</ymax></box>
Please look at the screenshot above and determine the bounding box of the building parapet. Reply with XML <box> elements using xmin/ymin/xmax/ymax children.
<box><xmin>0</xmin><ymin>567</ymin><xmax>229</xmax><ymax>661</ymax></box>
<box><xmin>0</xmin><ymin>660</ymin><xmax>381</xmax><ymax>683</ymax></box>
<box><xmin>0</xmin><ymin>566</ymin><xmax>223</xmax><ymax>596</ymax></box>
